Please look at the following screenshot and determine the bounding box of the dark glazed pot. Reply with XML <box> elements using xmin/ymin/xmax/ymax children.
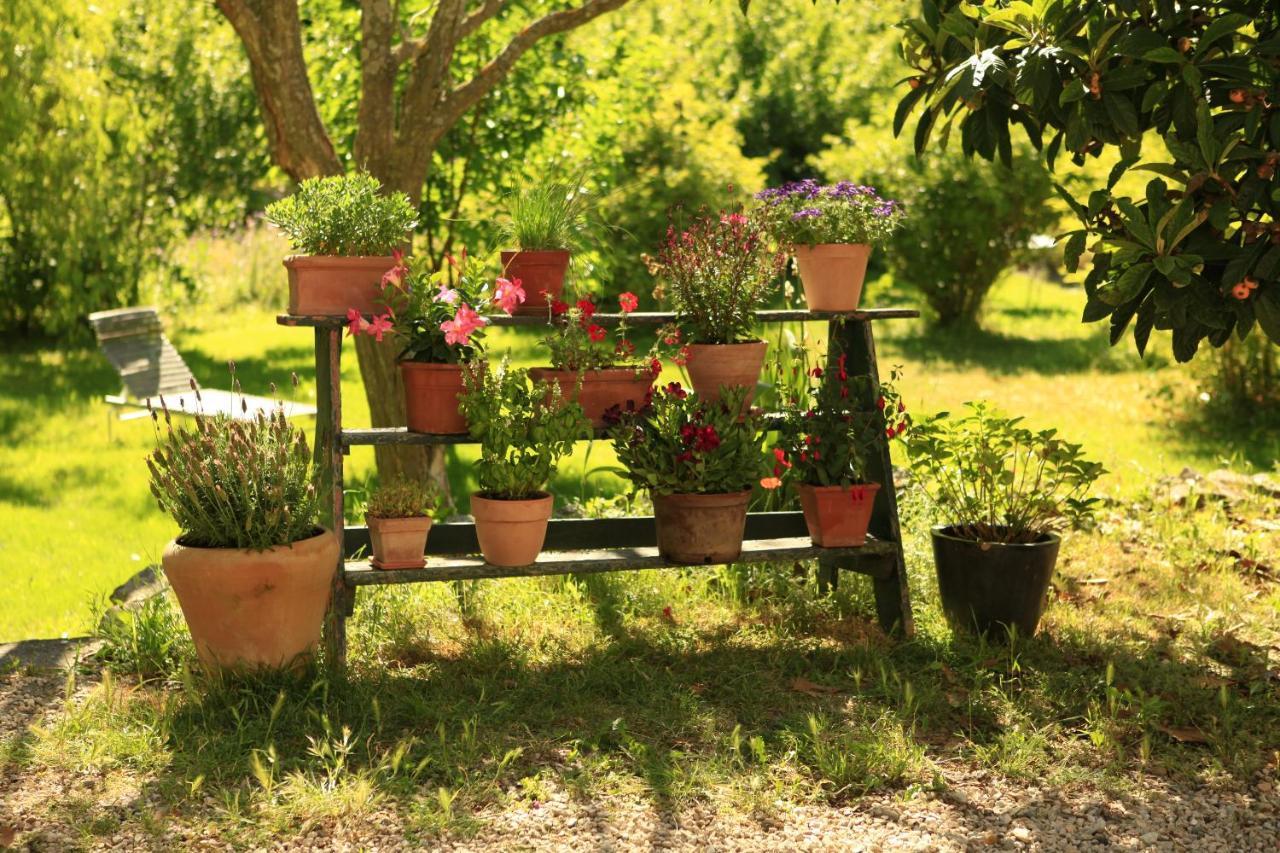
<box><xmin>931</xmin><ymin>525</ymin><xmax>1061</xmax><ymax>639</ymax></box>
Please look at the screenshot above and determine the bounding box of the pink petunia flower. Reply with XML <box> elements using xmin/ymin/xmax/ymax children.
<box><xmin>435</xmin><ymin>283</ymin><xmax>460</xmax><ymax>304</ymax></box>
<box><xmin>381</xmin><ymin>249</ymin><xmax>409</xmax><ymax>288</ymax></box>
<box><xmin>493</xmin><ymin>277</ymin><xmax>526</xmax><ymax>315</ymax></box>
<box><xmin>346</xmin><ymin>307</ymin><xmax>368</xmax><ymax>338</ymax></box>
<box><xmin>440</xmin><ymin>303</ymin><xmax>488</xmax><ymax>346</ymax></box>
<box><xmin>367</xmin><ymin>312</ymin><xmax>394</xmax><ymax>342</ymax></box>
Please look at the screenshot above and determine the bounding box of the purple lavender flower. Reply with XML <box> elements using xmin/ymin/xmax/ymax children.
<box><xmin>791</xmin><ymin>208</ymin><xmax>823</xmax><ymax>221</ymax></box>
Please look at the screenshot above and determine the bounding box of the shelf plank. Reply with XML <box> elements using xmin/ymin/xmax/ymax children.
<box><xmin>278</xmin><ymin>308</ymin><xmax>920</xmax><ymax>329</ymax></box>
<box><xmin>344</xmin><ymin>536</ymin><xmax>896</xmax><ymax>585</ymax></box>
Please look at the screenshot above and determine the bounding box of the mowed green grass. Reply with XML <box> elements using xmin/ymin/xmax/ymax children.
<box><xmin>0</xmin><ymin>270</ymin><xmax>1272</xmax><ymax>641</ymax></box>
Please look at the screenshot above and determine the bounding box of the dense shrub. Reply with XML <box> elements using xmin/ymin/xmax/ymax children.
<box><xmin>1196</xmin><ymin>333</ymin><xmax>1280</xmax><ymax>415</ymax></box>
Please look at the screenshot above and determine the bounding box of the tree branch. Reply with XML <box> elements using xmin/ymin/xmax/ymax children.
<box><xmin>355</xmin><ymin>0</ymin><xmax>398</xmax><ymax>173</ymax></box>
<box><xmin>394</xmin><ymin>0</ymin><xmax>507</xmax><ymax>66</ymax></box>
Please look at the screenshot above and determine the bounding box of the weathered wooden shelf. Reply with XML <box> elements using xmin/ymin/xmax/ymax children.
<box><xmin>341</xmin><ymin>415</ymin><xmax>790</xmax><ymax>447</ymax></box>
<box><xmin>278</xmin><ymin>308</ymin><xmax>920</xmax><ymax>329</ymax></box>
<box><xmin>344</xmin><ymin>536</ymin><xmax>896</xmax><ymax>586</ymax></box>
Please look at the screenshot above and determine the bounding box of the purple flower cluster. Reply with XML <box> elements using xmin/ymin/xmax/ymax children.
<box><xmin>755</xmin><ymin>179</ymin><xmax>892</xmax><ymax>211</ymax></box>
<box><xmin>791</xmin><ymin>207</ymin><xmax>823</xmax><ymax>221</ymax></box>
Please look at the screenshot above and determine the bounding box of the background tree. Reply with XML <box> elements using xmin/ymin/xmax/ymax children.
<box><xmin>213</xmin><ymin>0</ymin><xmax>633</xmax><ymax>484</ymax></box>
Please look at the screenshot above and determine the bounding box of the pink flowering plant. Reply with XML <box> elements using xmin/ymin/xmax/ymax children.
<box><xmin>605</xmin><ymin>384</ymin><xmax>767</xmax><ymax>496</ymax></box>
<box><xmin>753</xmin><ymin>180</ymin><xmax>904</xmax><ymax>247</ymax></box>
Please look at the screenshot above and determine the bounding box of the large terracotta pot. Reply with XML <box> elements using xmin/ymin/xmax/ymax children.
<box><xmin>284</xmin><ymin>255</ymin><xmax>394</xmax><ymax>316</ymax></box>
<box><xmin>367</xmin><ymin>515</ymin><xmax>433</xmax><ymax>570</ymax></box>
<box><xmin>401</xmin><ymin>361</ymin><xmax>468</xmax><ymax>434</ymax></box>
<box><xmin>792</xmin><ymin>244</ymin><xmax>872</xmax><ymax>312</ymax></box>
<box><xmin>529</xmin><ymin>367</ymin><xmax>654</xmax><ymax>428</ymax></box>
<box><xmin>932</xmin><ymin>526</ymin><xmax>1061</xmax><ymax>640</ymax></box>
<box><xmin>161</xmin><ymin>528</ymin><xmax>338</xmax><ymax>671</ymax></box>
<box><xmin>684</xmin><ymin>341</ymin><xmax>767</xmax><ymax>407</ymax></box>
<box><xmin>471</xmin><ymin>492</ymin><xmax>554</xmax><ymax>567</ymax></box>
<box><xmin>652</xmin><ymin>491</ymin><xmax>751</xmax><ymax>564</ymax></box>
<box><xmin>798</xmin><ymin>482</ymin><xmax>880</xmax><ymax>547</ymax></box>
<box><xmin>501</xmin><ymin>250</ymin><xmax>571</xmax><ymax>315</ymax></box>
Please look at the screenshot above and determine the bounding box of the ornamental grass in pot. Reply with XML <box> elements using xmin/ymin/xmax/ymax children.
<box><xmin>907</xmin><ymin>403</ymin><xmax>1105</xmax><ymax>639</ymax></box>
<box><xmin>266</xmin><ymin>172</ymin><xmax>417</xmax><ymax>316</ymax></box>
<box><xmin>607</xmin><ymin>384</ymin><xmax>767</xmax><ymax>564</ymax></box>
<box><xmin>500</xmin><ymin>175</ymin><xmax>590</xmax><ymax>314</ymax></box>
<box><xmin>460</xmin><ymin>360</ymin><xmax>589</xmax><ymax>567</ymax></box>
<box><xmin>146</xmin><ymin>376</ymin><xmax>337</xmax><ymax>672</ymax></box>
<box><xmin>753</xmin><ymin>180</ymin><xmax>903</xmax><ymax>312</ymax></box>
<box><xmin>652</xmin><ymin>209</ymin><xmax>784</xmax><ymax>407</ymax></box>
<box><xmin>531</xmin><ymin>291</ymin><xmax>665</xmax><ymax>427</ymax></box>
<box><xmin>771</xmin><ymin>357</ymin><xmax>910</xmax><ymax>547</ymax></box>
<box><xmin>351</xmin><ymin>250</ymin><xmax>524</xmax><ymax>434</ymax></box>
<box><xmin>365</xmin><ymin>479</ymin><xmax>439</xmax><ymax>570</ymax></box>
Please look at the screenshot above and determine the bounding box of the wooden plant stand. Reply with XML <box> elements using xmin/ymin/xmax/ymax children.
<box><xmin>279</xmin><ymin>309</ymin><xmax>919</xmax><ymax>664</ymax></box>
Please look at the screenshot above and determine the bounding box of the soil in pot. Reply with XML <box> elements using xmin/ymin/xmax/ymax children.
<box><xmin>931</xmin><ymin>525</ymin><xmax>1061</xmax><ymax>639</ymax></box>
<box><xmin>652</xmin><ymin>491</ymin><xmax>751</xmax><ymax>564</ymax></box>
<box><xmin>798</xmin><ymin>482</ymin><xmax>880</xmax><ymax>547</ymax></box>
<box><xmin>529</xmin><ymin>367</ymin><xmax>655</xmax><ymax>428</ymax></box>
<box><xmin>471</xmin><ymin>492</ymin><xmax>554</xmax><ymax>567</ymax></box>
<box><xmin>161</xmin><ymin>528</ymin><xmax>339</xmax><ymax>671</ymax></box>
<box><xmin>285</xmin><ymin>255</ymin><xmax>394</xmax><ymax>316</ymax></box>
<box><xmin>367</xmin><ymin>515</ymin><xmax>433</xmax><ymax>570</ymax></box>
<box><xmin>401</xmin><ymin>361</ymin><xmax>467</xmax><ymax>434</ymax></box>
<box><xmin>501</xmin><ymin>250</ymin><xmax>571</xmax><ymax>315</ymax></box>
<box><xmin>792</xmin><ymin>244</ymin><xmax>872</xmax><ymax>312</ymax></box>
<box><xmin>684</xmin><ymin>341</ymin><xmax>767</xmax><ymax>408</ymax></box>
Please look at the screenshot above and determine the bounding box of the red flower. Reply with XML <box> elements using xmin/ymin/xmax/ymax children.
<box><xmin>695</xmin><ymin>425</ymin><xmax>720</xmax><ymax>452</ymax></box>
<box><xmin>773</xmin><ymin>447</ymin><xmax>791</xmax><ymax>468</ymax></box>
<box><xmin>676</xmin><ymin>450</ymin><xmax>695</xmax><ymax>464</ymax></box>
<box><xmin>551</xmin><ymin>299</ymin><xmax>570</xmax><ymax>316</ymax></box>
<box><xmin>577</xmin><ymin>298</ymin><xmax>597</xmax><ymax>319</ymax></box>
<box><xmin>674</xmin><ymin>345</ymin><xmax>691</xmax><ymax>366</ymax></box>
<box><xmin>615</xmin><ymin>339</ymin><xmax>636</xmax><ymax>356</ymax></box>
<box><xmin>618</xmin><ymin>292</ymin><xmax>639</xmax><ymax>314</ymax></box>
<box><xmin>877</xmin><ymin>396</ymin><xmax>886</xmax><ymax>411</ymax></box>
<box><xmin>896</xmin><ymin>422</ymin><xmax>907</xmax><ymax>436</ymax></box>
<box><xmin>588</xmin><ymin>324</ymin><xmax>607</xmax><ymax>342</ymax></box>
<box><xmin>649</xmin><ymin>358</ymin><xmax>663</xmax><ymax>378</ymax></box>
<box><xmin>680</xmin><ymin>423</ymin><xmax>698</xmax><ymax>444</ymax></box>
<box><xmin>837</xmin><ymin>353</ymin><xmax>848</xmax><ymax>381</ymax></box>
<box><xmin>664</xmin><ymin>382</ymin><xmax>687</xmax><ymax>399</ymax></box>
<box><xmin>810</xmin><ymin>366</ymin><xmax>824</xmax><ymax>378</ymax></box>
<box><xmin>663</xmin><ymin>329</ymin><xmax>682</xmax><ymax>346</ymax></box>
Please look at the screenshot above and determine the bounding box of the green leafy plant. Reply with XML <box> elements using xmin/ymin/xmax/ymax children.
<box><xmin>752</xmin><ymin>179</ymin><xmax>905</xmax><ymax>246</ymax></box>
<box><xmin>651</xmin><ymin>209</ymin><xmax>784</xmax><ymax>344</ymax></box>
<box><xmin>906</xmin><ymin>402</ymin><xmax>1105</xmax><ymax>544</ymax></box>
<box><xmin>605</xmin><ymin>383</ymin><xmax>767</xmax><ymax>495</ymax></box>
<box><xmin>542</xmin><ymin>291</ymin><xmax>675</xmax><ymax>376</ymax></box>
<box><xmin>145</xmin><ymin>376</ymin><xmax>320</xmax><ymax>550</ymax></box>
<box><xmin>459</xmin><ymin>360</ymin><xmax>589</xmax><ymax>500</ymax></box>
<box><xmin>502</xmin><ymin>174</ymin><xmax>591</xmax><ymax>251</ymax></box>
<box><xmin>265</xmin><ymin>172</ymin><xmax>417</xmax><ymax>256</ymax></box>
<box><xmin>365</xmin><ymin>479</ymin><xmax>438</xmax><ymax>519</ymax></box>
<box><xmin>896</xmin><ymin>0</ymin><xmax>1280</xmax><ymax>360</ymax></box>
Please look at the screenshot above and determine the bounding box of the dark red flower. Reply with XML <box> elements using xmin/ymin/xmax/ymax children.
<box><xmin>810</xmin><ymin>366</ymin><xmax>824</xmax><ymax>378</ymax></box>
<box><xmin>664</xmin><ymin>382</ymin><xmax>687</xmax><ymax>399</ymax></box>
<box><xmin>649</xmin><ymin>358</ymin><xmax>663</xmax><ymax>378</ymax></box>
<box><xmin>695</xmin><ymin>425</ymin><xmax>720</xmax><ymax>452</ymax></box>
<box><xmin>577</xmin><ymin>298</ymin><xmax>597</xmax><ymax>318</ymax></box>
<box><xmin>588</xmin><ymin>324</ymin><xmax>607</xmax><ymax>342</ymax></box>
<box><xmin>551</xmin><ymin>299</ymin><xmax>570</xmax><ymax>316</ymax></box>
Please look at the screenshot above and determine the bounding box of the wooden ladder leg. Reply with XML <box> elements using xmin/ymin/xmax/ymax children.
<box><xmin>817</xmin><ymin>554</ymin><xmax>839</xmax><ymax>596</ymax></box>
<box><xmin>832</xmin><ymin>318</ymin><xmax>915</xmax><ymax>638</ymax></box>
<box><xmin>314</xmin><ymin>327</ymin><xmax>352</xmax><ymax>668</ymax></box>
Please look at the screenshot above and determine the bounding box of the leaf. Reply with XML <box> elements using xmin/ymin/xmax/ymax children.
<box><xmin>1157</xmin><ymin>724</ymin><xmax>1211</xmax><ymax>744</ymax></box>
<box><xmin>1194</xmin><ymin>12</ymin><xmax>1251</xmax><ymax>57</ymax></box>
<box><xmin>1143</xmin><ymin>47</ymin><xmax>1185</xmax><ymax>64</ymax></box>
<box><xmin>1104</xmin><ymin>93</ymin><xmax>1140</xmax><ymax>138</ymax></box>
<box><xmin>789</xmin><ymin>677</ymin><xmax>841</xmax><ymax>696</ymax></box>
<box><xmin>894</xmin><ymin>84</ymin><xmax>928</xmax><ymax>138</ymax></box>
<box><xmin>1254</xmin><ymin>288</ymin><xmax>1280</xmax><ymax>345</ymax></box>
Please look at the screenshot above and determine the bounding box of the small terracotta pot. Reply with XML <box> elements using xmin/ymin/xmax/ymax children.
<box><xmin>684</xmin><ymin>341</ymin><xmax>767</xmax><ymax>407</ymax></box>
<box><xmin>470</xmin><ymin>492</ymin><xmax>554</xmax><ymax>567</ymax></box>
<box><xmin>529</xmin><ymin>367</ymin><xmax>655</xmax><ymax>428</ymax></box>
<box><xmin>161</xmin><ymin>528</ymin><xmax>338</xmax><ymax>671</ymax></box>
<box><xmin>284</xmin><ymin>255</ymin><xmax>395</xmax><ymax>316</ymax></box>
<box><xmin>401</xmin><ymin>361</ymin><xmax>467</xmax><ymax>434</ymax></box>
<box><xmin>793</xmin><ymin>244</ymin><xmax>872</xmax><ymax>312</ymax></box>
<box><xmin>501</xmin><ymin>250</ymin><xmax>571</xmax><ymax>315</ymax></box>
<box><xmin>798</xmin><ymin>482</ymin><xmax>881</xmax><ymax>547</ymax></box>
<box><xmin>652</xmin><ymin>491</ymin><xmax>751</xmax><ymax>564</ymax></box>
<box><xmin>367</xmin><ymin>515</ymin><xmax>433</xmax><ymax>570</ymax></box>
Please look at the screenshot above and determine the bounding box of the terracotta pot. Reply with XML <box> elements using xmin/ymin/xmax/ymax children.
<box><xmin>529</xmin><ymin>367</ymin><xmax>655</xmax><ymax>428</ymax></box>
<box><xmin>284</xmin><ymin>255</ymin><xmax>395</xmax><ymax>316</ymax></box>
<box><xmin>471</xmin><ymin>492</ymin><xmax>554</xmax><ymax>567</ymax></box>
<box><xmin>652</xmin><ymin>491</ymin><xmax>751</xmax><ymax>564</ymax></box>
<box><xmin>401</xmin><ymin>361</ymin><xmax>467</xmax><ymax>434</ymax></box>
<box><xmin>798</xmin><ymin>482</ymin><xmax>881</xmax><ymax>547</ymax></box>
<box><xmin>161</xmin><ymin>528</ymin><xmax>338</xmax><ymax>671</ymax></box>
<box><xmin>367</xmin><ymin>515</ymin><xmax>433</xmax><ymax>570</ymax></box>
<box><xmin>792</xmin><ymin>244</ymin><xmax>872</xmax><ymax>312</ymax></box>
<box><xmin>500</xmin><ymin>250</ymin><xmax>571</xmax><ymax>315</ymax></box>
<box><xmin>684</xmin><ymin>341</ymin><xmax>767</xmax><ymax>407</ymax></box>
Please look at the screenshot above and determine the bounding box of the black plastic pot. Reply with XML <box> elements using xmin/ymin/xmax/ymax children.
<box><xmin>931</xmin><ymin>525</ymin><xmax>1061</xmax><ymax>639</ymax></box>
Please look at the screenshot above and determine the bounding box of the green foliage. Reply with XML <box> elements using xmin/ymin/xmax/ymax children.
<box><xmin>1196</xmin><ymin>331</ymin><xmax>1280</xmax><ymax>415</ymax></box>
<box><xmin>607</xmin><ymin>384</ymin><xmax>767</xmax><ymax>495</ymax></box>
<box><xmin>365</xmin><ymin>479</ymin><xmax>438</xmax><ymax>520</ymax></box>
<box><xmin>502</xmin><ymin>174</ymin><xmax>590</xmax><ymax>251</ymax></box>
<box><xmin>753</xmin><ymin>179</ymin><xmax>905</xmax><ymax>247</ymax></box>
<box><xmin>459</xmin><ymin>360</ymin><xmax>589</xmax><ymax>499</ymax></box>
<box><xmin>265</xmin><ymin>173</ymin><xmax>417</xmax><ymax>257</ymax></box>
<box><xmin>897</xmin><ymin>0</ymin><xmax>1280</xmax><ymax>359</ymax></box>
<box><xmin>94</xmin><ymin>591</ymin><xmax>192</xmax><ymax>681</ymax></box>
<box><xmin>906</xmin><ymin>402</ymin><xmax>1105</xmax><ymax>544</ymax></box>
<box><xmin>653</xmin><ymin>209</ymin><xmax>783</xmax><ymax>344</ymax></box>
<box><xmin>145</xmin><ymin>386</ymin><xmax>320</xmax><ymax>550</ymax></box>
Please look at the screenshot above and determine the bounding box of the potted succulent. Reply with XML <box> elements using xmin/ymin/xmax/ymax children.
<box><xmin>266</xmin><ymin>172</ymin><xmax>418</xmax><ymax>316</ymax></box>
<box><xmin>907</xmin><ymin>402</ymin><xmax>1105</xmax><ymax>638</ymax></box>
<box><xmin>365</xmin><ymin>479</ymin><xmax>439</xmax><ymax>570</ymax></box>
<box><xmin>753</xmin><ymin>180</ymin><xmax>904</xmax><ymax>312</ymax></box>
<box><xmin>652</xmin><ymin>209</ymin><xmax>784</xmax><ymax>406</ymax></box>
<box><xmin>500</xmin><ymin>175</ymin><xmax>589</xmax><ymax>314</ymax></box>
<box><xmin>771</xmin><ymin>356</ymin><xmax>910</xmax><ymax>547</ymax></box>
<box><xmin>530</xmin><ymin>291</ymin><xmax>664</xmax><ymax>428</ymax></box>
<box><xmin>459</xmin><ymin>360</ymin><xmax>589</xmax><ymax>566</ymax></box>
<box><xmin>350</xmin><ymin>249</ymin><xmax>523</xmax><ymax>434</ymax></box>
<box><xmin>146</xmin><ymin>386</ymin><xmax>337</xmax><ymax>671</ymax></box>
<box><xmin>606</xmin><ymin>383</ymin><xmax>767</xmax><ymax>564</ymax></box>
